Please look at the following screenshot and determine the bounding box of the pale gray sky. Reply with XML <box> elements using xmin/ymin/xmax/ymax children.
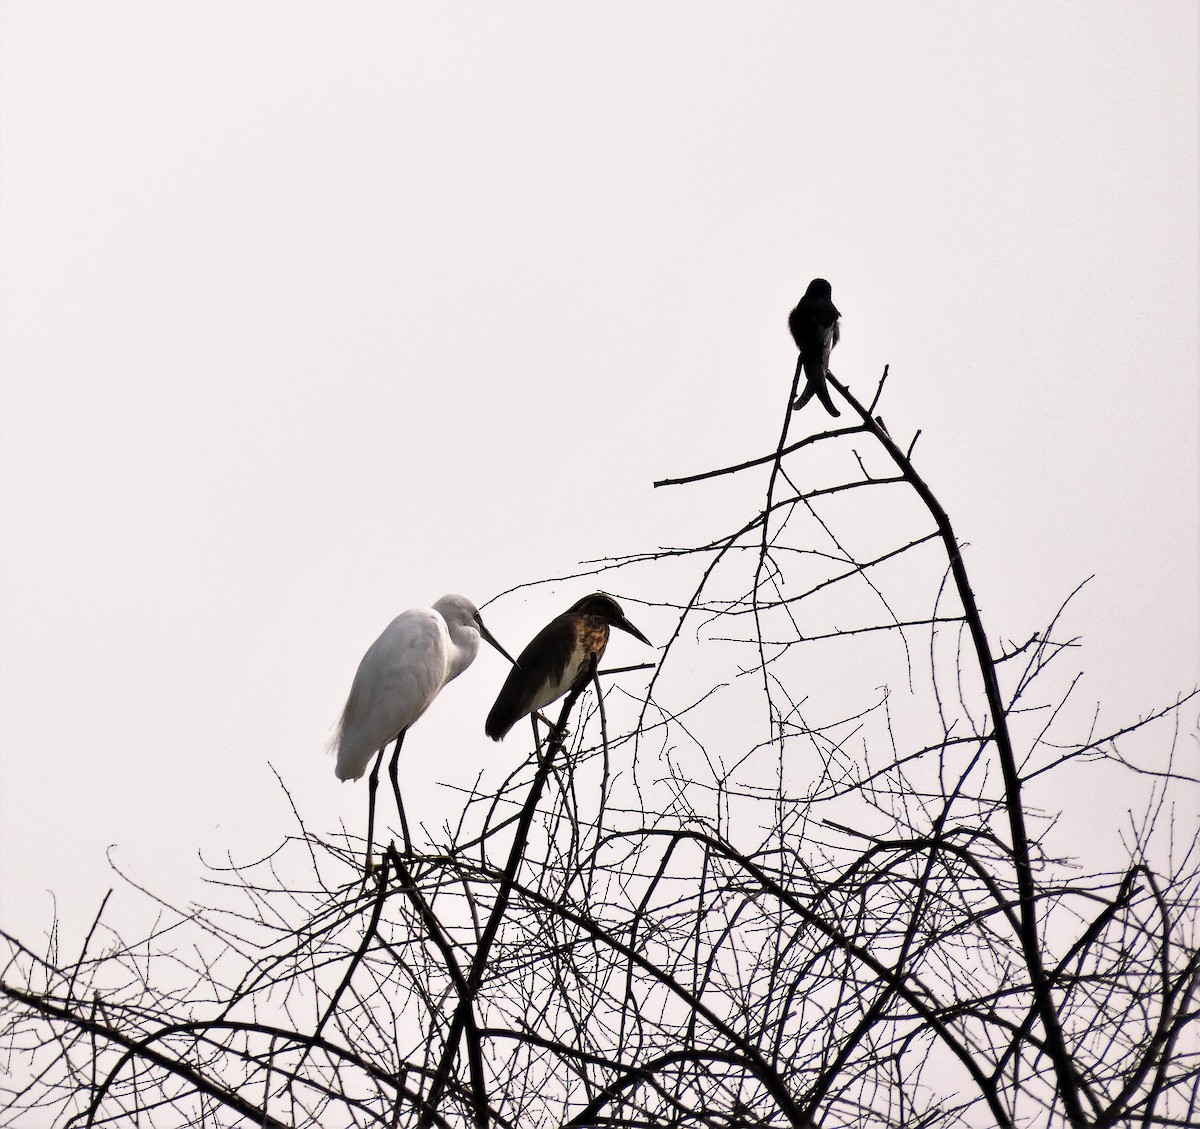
<box><xmin>2</xmin><ymin>4</ymin><xmax>1197</xmax><ymax>944</ymax></box>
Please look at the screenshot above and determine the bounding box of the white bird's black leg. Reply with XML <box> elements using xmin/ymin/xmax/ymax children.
<box><xmin>363</xmin><ymin>746</ymin><xmax>386</xmax><ymax>877</ymax></box>
<box><xmin>387</xmin><ymin>731</ymin><xmax>412</xmax><ymax>855</ymax></box>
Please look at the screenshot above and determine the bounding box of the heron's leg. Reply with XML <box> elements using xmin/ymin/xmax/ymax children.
<box><xmin>387</xmin><ymin>731</ymin><xmax>412</xmax><ymax>855</ymax></box>
<box><xmin>591</xmin><ymin>662</ymin><xmax>609</xmax><ymax>754</ymax></box>
<box><xmin>363</xmin><ymin>746</ymin><xmax>386</xmax><ymax>877</ymax></box>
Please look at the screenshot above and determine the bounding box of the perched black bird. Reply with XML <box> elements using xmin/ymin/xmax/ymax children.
<box><xmin>485</xmin><ymin>593</ymin><xmax>651</xmax><ymax>741</ymax></box>
<box><xmin>789</xmin><ymin>278</ymin><xmax>841</xmax><ymax>416</ymax></box>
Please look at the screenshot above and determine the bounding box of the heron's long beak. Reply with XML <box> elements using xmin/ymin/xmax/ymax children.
<box><xmin>614</xmin><ymin>613</ymin><xmax>651</xmax><ymax>647</ymax></box>
<box><xmin>476</xmin><ymin>615</ymin><xmax>518</xmax><ymax>666</ymax></box>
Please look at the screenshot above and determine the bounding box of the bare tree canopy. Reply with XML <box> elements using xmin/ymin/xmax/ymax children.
<box><xmin>4</xmin><ymin>369</ymin><xmax>1197</xmax><ymax>1128</ymax></box>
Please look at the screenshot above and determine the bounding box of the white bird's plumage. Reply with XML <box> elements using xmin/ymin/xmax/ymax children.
<box><xmin>335</xmin><ymin>593</ymin><xmax>483</xmax><ymax>781</ymax></box>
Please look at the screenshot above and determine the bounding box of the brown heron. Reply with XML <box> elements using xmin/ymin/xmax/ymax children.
<box><xmin>485</xmin><ymin>592</ymin><xmax>651</xmax><ymax>741</ymax></box>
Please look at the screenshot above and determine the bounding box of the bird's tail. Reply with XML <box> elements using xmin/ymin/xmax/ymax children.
<box><xmin>792</xmin><ymin>358</ymin><xmax>841</xmax><ymax>417</ymax></box>
<box><xmin>484</xmin><ymin>693</ymin><xmax>517</xmax><ymax>741</ymax></box>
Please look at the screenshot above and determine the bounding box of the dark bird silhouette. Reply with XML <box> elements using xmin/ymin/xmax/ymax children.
<box><xmin>789</xmin><ymin>278</ymin><xmax>841</xmax><ymax>416</ymax></box>
<box><xmin>485</xmin><ymin>592</ymin><xmax>651</xmax><ymax>741</ymax></box>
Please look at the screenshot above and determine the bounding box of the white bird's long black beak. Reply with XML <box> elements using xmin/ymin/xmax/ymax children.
<box><xmin>476</xmin><ymin>614</ymin><xmax>518</xmax><ymax>666</ymax></box>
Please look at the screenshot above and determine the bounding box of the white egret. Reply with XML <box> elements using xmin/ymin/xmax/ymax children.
<box><xmin>485</xmin><ymin>592</ymin><xmax>651</xmax><ymax>741</ymax></box>
<box><xmin>335</xmin><ymin>593</ymin><xmax>508</xmax><ymax>865</ymax></box>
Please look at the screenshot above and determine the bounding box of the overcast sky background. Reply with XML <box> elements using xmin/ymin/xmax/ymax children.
<box><xmin>2</xmin><ymin>4</ymin><xmax>1197</xmax><ymax>947</ymax></box>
